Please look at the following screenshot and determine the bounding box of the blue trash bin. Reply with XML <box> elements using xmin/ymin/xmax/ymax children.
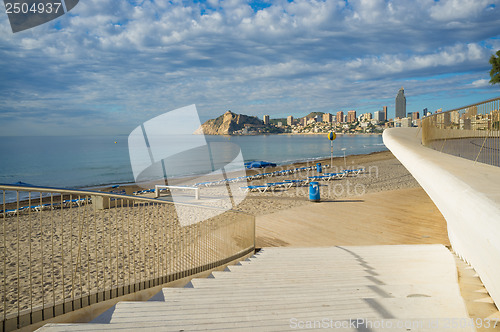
<box><xmin>309</xmin><ymin>182</ymin><xmax>320</xmax><ymax>202</ymax></box>
<box><xmin>316</xmin><ymin>162</ymin><xmax>322</xmax><ymax>173</ymax></box>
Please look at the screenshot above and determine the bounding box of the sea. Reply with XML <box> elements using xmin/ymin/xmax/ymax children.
<box><xmin>0</xmin><ymin>134</ymin><xmax>387</xmax><ymax>202</ymax></box>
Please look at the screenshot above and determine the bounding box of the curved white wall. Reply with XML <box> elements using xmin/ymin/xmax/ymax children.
<box><xmin>383</xmin><ymin>128</ymin><xmax>500</xmax><ymax>309</ymax></box>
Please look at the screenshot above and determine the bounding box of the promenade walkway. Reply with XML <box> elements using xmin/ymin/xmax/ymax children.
<box><xmin>255</xmin><ymin>187</ymin><xmax>449</xmax><ymax>247</ymax></box>
<box><xmin>40</xmin><ymin>245</ymin><xmax>472</xmax><ymax>331</ymax></box>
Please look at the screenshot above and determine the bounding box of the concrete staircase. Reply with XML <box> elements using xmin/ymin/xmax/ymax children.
<box><xmin>39</xmin><ymin>245</ymin><xmax>474</xmax><ymax>331</ymax></box>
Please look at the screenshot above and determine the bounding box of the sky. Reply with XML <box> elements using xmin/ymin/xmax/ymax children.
<box><xmin>0</xmin><ymin>0</ymin><xmax>500</xmax><ymax>136</ymax></box>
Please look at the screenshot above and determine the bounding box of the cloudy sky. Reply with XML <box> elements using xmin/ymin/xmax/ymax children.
<box><xmin>1</xmin><ymin>0</ymin><xmax>499</xmax><ymax>136</ymax></box>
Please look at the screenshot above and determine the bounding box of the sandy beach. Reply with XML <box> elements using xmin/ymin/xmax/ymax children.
<box><xmin>0</xmin><ymin>150</ymin><xmax>426</xmax><ymax>321</ymax></box>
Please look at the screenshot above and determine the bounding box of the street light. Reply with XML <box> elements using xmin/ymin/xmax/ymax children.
<box><xmin>341</xmin><ymin>148</ymin><xmax>347</xmax><ymax>169</ymax></box>
<box><xmin>328</xmin><ymin>132</ymin><xmax>336</xmax><ymax>168</ymax></box>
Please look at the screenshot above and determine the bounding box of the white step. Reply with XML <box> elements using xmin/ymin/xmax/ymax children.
<box><xmin>38</xmin><ymin>244</ymin><xmax>473</xmax><ymax>332</ymax></box>
<box><xmin>161</xmin><ymin>283</ymin><xmax>460</xmax><ymax>301</ymax></box>
<box><xmin>39</xmin><ymin>319</ymin><xmax>476</xmax><ymax>332</ymax></box>
<box><xmin>108</xmin><ymin>297</ymin><xmax>468</xmax><ymax>323</ymax></box>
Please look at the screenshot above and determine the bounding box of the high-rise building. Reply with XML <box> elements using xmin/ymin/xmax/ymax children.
<box><xmin>383</xmin><ymin>106</ymin><xmax>388</xmax><ymax>122</ymax></box>
<box><xmin>374</xmin><ymin>110</ymin><xmax>385</xmax><ymax>122</ymax></box>
<box><xmin>300</xmin><ymin>117</ymin><xmax>307</xmax><ymax>126</ymax></box>
<box><xmin>263</xmin><ymin>115</ymin><xmax>270</xmax><ymax>125</ymax></box>
<box><xmin>422</xmin><ymin>108</ymin><xmax>428</xmax><ymax>117</ymax></box>
<box><xmin>336</xmin><ymin>111</ymin><xmax>344</xmax><ymax>123</ymax></box>
<box><xmin>401</xmin><ymin>117</ymin><xmax>412</xmax><ymax>127</ymax></box>
<box><xmin>450</xmin><ymin>111</ymin><xmax>460</xmax><ymax>125</ymax></box>
<box><xmin>287</xmin><ymin>115</ymin><xmax>294</xmax><ymax>126</ymax></box>
<box><xmin>395</xmin><ymin>87</ymin><xmax>406</xmax><ymax>119</ymax></box>
<box><xmin>322</xmin><ymin>113</ymin><xmax>333</xmax><ymax>123</ymax></box>
<box><xmin>444</xmin><ymin>112</ymin><xmax>451</xmax><ymax>127</ymax></box>
<box><xmin>347</xmin><ymin>110</ymin><xmax>357</xmax><ymax>123</ymax></box>
<box><xmin>412</xmin><ymin>112</ymin><xmax>419</xmax><ymax>121</ymax></box>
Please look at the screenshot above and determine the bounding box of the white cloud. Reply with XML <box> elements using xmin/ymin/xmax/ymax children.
<box><xmin>471</xmin><ymin>79</ymin><xmax>490</xmax><ymax>87</ymax></box>
<box><xmin>429</xmin><ymin>0</ymin><xmax>497</xmax><ymax>21</ymax></box>
<box><xmin>0</xmin><ymin>0</ymin><xmax>499</xmax><ymax>135</ymax></box>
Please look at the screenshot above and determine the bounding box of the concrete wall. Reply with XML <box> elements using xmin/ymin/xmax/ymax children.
<box><xmin>383</xmin><ymin>128</ymin><xmax>500</xmax><ymax>309</ymax></box>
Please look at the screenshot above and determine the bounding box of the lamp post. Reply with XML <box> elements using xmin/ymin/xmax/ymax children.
<box><xmin>328</xmin><ymin>132</ymin><xmax>336</xmax><ymax>168</ymax></box>
<box><xmin>341</xmin><ymin>148</ymin><xmax>347</xmax><ymax>169</ymax></box>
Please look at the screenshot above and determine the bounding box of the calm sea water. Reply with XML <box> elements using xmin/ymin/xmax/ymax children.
<box><xmin>0</xmin><ymin>134</ymin><xmax>386</xmax><ymax>199</ymax></box>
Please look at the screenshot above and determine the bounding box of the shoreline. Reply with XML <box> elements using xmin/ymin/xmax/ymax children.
<box><xmin>1</xmin><ymin>150</ymin><xmax>395</xmax><ymax>210</ymax></box>
<box><xmin>94</xmin><ymin>150</ymin><xmax>391</xmax><ymax>194</ymax></box>
<box><xmin>196</xmin><ymin>132</ymin><xmax>384</xmax><ymax>137</ymax></box>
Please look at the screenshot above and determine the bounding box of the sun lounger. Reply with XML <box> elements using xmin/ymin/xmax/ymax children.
<box><xmin>284</xmin><ymin>179</ymin><xmax>308</xmax><ymax>187</ymax></box>
<box><xmin>239</xmin><ymin>185</ymin><xmax>271</xmax><ymax>193</ymax></box>
<box><xmin>277</xmin><ymin>182</ymin><xmax>294</xmax><ymax>189</ymax></box>
<box><xmin>324</xmin><ymin>172</ymin><xmax>346</xmax><ymax>180</ymax></box>
<box><xmin>342</xmin><ymin>168</ymin><xmax>365</xmax><ymax>176</ymax></box>
<box><xmin>308</xmin><ymin>175</ymin><xmax>327</xmax><ymax>181</ymax></box>
<box><xmin>4</xmin><ymin>209</ymin><xmax>17</xmax><ymax>217</ymax></box>
<box><xmin>34</xmin><ymin>203</ymin><xmax>52</xmax><ymax>211</ymax></box>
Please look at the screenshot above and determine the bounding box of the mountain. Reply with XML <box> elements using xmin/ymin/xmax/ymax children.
<box><xmin>194</xmin><ymin>110</ymin><xmax>264</xmax><ymax>135</ymax></box>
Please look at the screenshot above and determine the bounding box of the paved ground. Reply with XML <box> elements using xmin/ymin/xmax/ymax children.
<box><xmin>255</xmin><ymin>187</ymin><xmax>450</xmax><ymax>247</ymax></box>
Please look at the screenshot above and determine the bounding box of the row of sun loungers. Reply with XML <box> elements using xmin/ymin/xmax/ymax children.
<box><xmin>133</xmin><ymin>189</ymin><xmax>156</xmax><ymax>195</ymax></box>
<box><xmin>194</xmin><ymin>165</ymin><xmax>339</xmax><ymax>187</ymax></box>
<box><xmin>1</xmin><ymin>198</ymin><xmax>91</xmax><ymax>217</ymax></box>
<box><xmin>239</xmin><ymin>168</ymin><xmax>365</xmax><ymax>193</ymax></box>
<box><xmin>129</xmin><ymin>168</ymin><xmax>365</xmax><ymax>196</ymax></box>
<box><xmin>239</xmin><ymin>181</ymin><xmax>298</xmax><ymax>193</ymax></box>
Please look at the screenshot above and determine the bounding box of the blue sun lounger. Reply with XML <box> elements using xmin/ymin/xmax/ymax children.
<box><xmin>342</xmin><ymin>168</ymin><xmax>365</xmax><ymax>176</ymax></box>
<box><xmin>239</xmin><ymin>185</ymin><xmax>271</xmax><ymax>193</ymax></box>
<box><xmin>284</xmin><ymin>179</ymin><xmax>309</xmax><ymax>187</ymax></box>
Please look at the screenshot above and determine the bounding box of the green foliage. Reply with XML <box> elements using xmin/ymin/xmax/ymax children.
<box><xmin>262</xmin><ymin>126</ymin><xmax>285</xmax><ymax>134</ymax></box>
<box><xmin>490</xmin><ymin>50</ymin><xmax>500</xmax><ymax>85</ymax></box>
<box><xmin>269</xmin><ymin>118</ymin><xmax>287</xmax><ymax>125</ymax></box>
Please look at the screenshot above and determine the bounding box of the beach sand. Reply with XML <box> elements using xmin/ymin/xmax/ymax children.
<box><xmin>234</xmin><ymin>150</ymin><xmax>420</xmax><ymax>216</ymax></box>
<box><xmin>0</xmin><ymin>150</ymin><xmax>449</xmax><ymax>322</ymax></box>
<box><xmin>3</xmin><ymin>150</ymin><xmax>499</xmax><ymax>329</ymax></box>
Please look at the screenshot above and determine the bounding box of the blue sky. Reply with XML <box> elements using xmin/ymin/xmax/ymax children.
<box><xmin>1</xmin><ymin>0</ymin><xmax>500</xmax><ymax>135</ymax></box>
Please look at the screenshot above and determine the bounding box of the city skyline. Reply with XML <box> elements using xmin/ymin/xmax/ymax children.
<box><xmin>0</xmin><ymin>1</ymin><xmax>500</xmax><ymax>136</ymax></box>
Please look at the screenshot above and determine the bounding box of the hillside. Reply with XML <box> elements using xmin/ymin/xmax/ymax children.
<box><xmin>194</xmin><ymin>110</ymin><xmax>264</xmax><ymax>135</ymax></box>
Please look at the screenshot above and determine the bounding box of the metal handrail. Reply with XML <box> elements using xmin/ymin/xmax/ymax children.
<box><xmin>421</xmin><ymin>97</ymin><xmax>500</xmax><ymax>167</ymax></box>
<box><xmin>0</xmin><ymin>184</ymin><xmax>255</xmax><ymax>331</ymax></box>
<box><xmin>0</xmin><ymin>184</ymin><xmax>226</xmax><ymax>209</ymax></box>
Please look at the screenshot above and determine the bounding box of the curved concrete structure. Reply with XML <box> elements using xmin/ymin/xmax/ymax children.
<box><xmin>383</xmin><ymin>128</ymin><xmax>500</xmax><ymax>309</ymax></box>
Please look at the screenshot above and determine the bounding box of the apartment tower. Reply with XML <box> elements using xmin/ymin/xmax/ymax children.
<box><xmin>395</xmin><ymin>87</ymin><xmax>406</xmax><ymax>119</ymax></box>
